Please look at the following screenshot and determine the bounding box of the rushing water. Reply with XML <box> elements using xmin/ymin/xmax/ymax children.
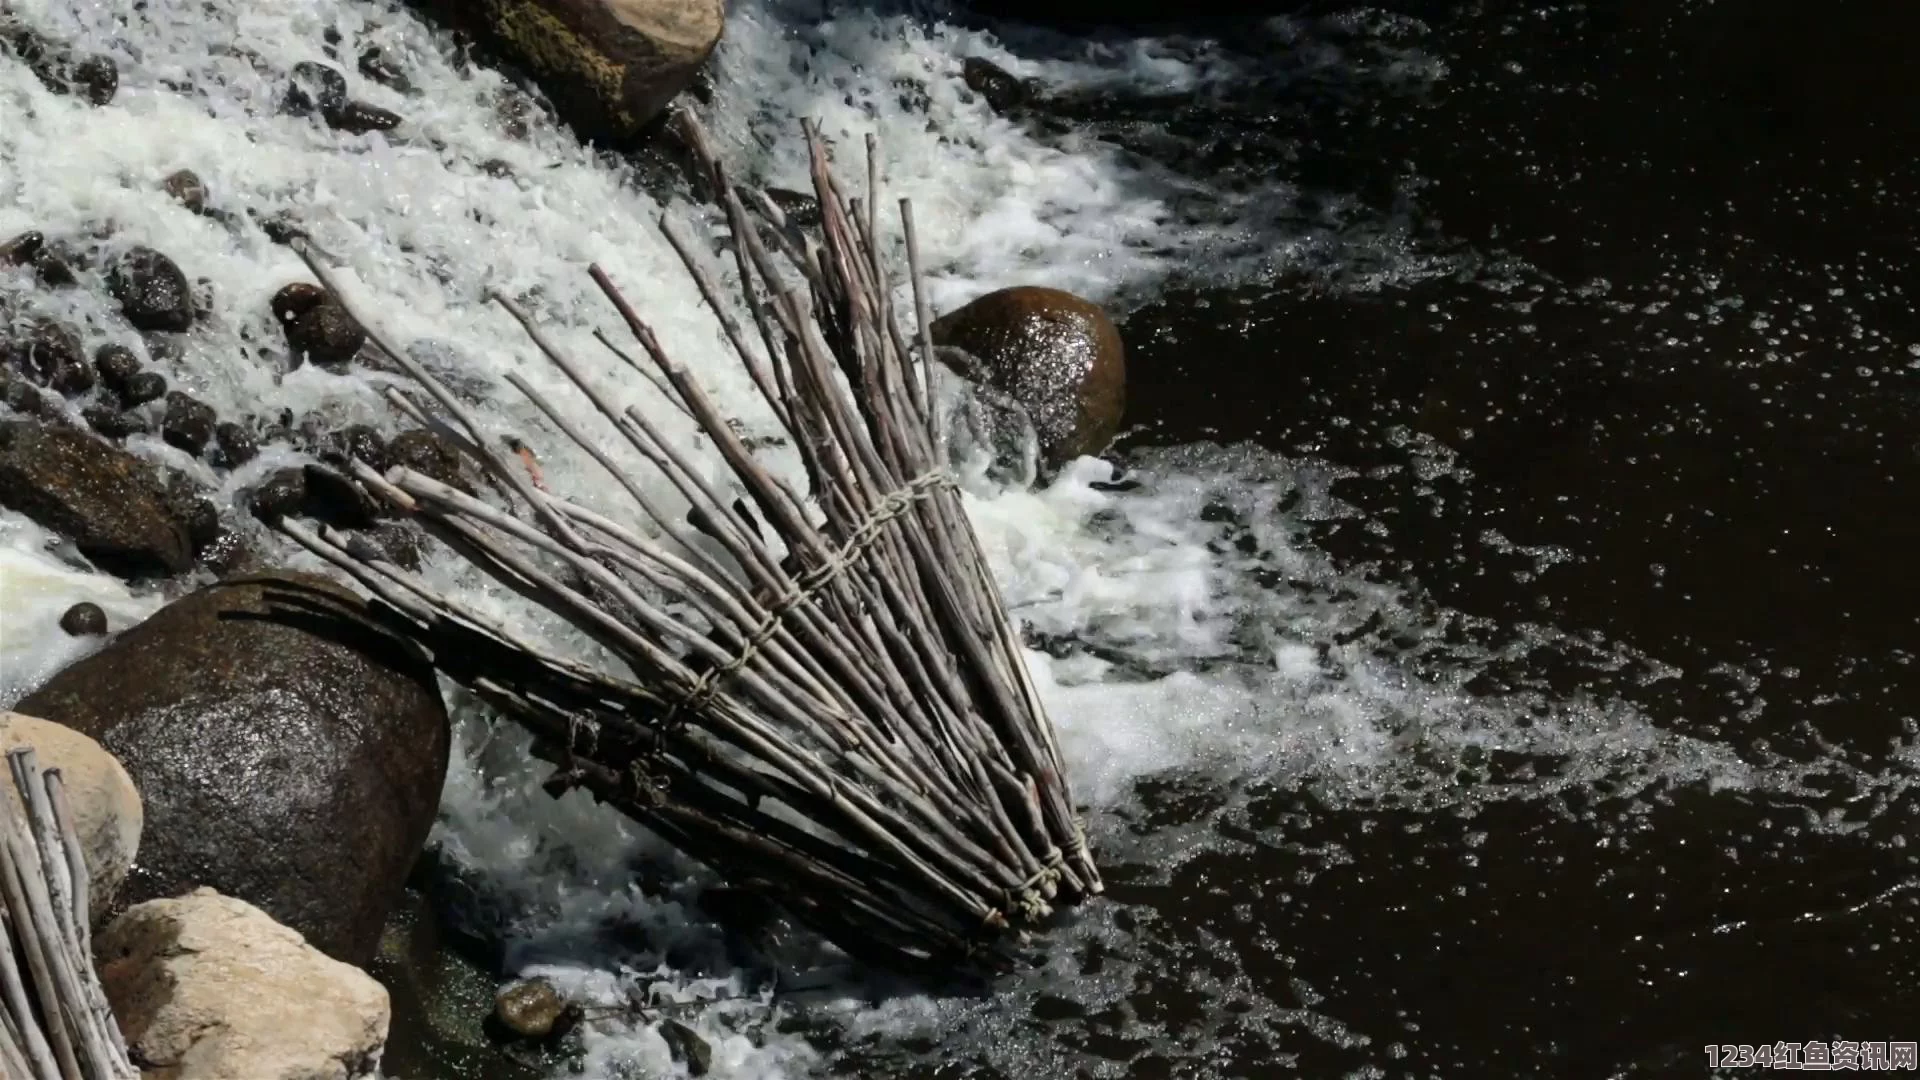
<box><xmin>4</xmin><ymin>0</ymin><xmax>1919</xmax><ymax>1078</ymax></box>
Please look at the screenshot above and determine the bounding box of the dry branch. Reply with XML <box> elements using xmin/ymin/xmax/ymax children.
<box><xmin>278</xmin><ymin>112</ymin><xmax>1101</xmax><ymax>977</ymax></box>
<box><xmin>0</xmin><ymin>747</ymin><xmax>137</xmax><ymax>1080</ymax></box>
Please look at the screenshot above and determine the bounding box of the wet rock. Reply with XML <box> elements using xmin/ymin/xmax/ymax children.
<box><xmin>0</xmin><ymin>372</ymin><xmax>65</xmax><ymax>423</ymax></box>
<box><xmin>358</xmin><ymin>45</ymin><xmax>412</xmax><ymax>92</ymax></box>
<box><xmin>59</xmin><ymin>601</ymin><xmax>109</xmax><ymax>636</ymax></box>
<box><xmin>931</xmin><ymin>285</ymin><xmax>1127</xmax><ymax>468</ymax></box>
<box><xmin>109</xmin><ymin>246</ymin><xmax>195</xmax><ymax>332</ymax></box>
<box><xmin>2</xmin><ymin>229</ymin><xmax>77</xmax><ymax>286</ymax></box>
<box><xmin>197</xmin><ymin>528</ymin><xmax>259</xmax><ymax>577</ymax></box>
<box><xmin>321</xmin><ymin>424</ymin><xmax>391</xmax><ymax>474</ymax></box>
<box><xmin>83</xmin><ymin>404</ymin><xmax>152</xmax><ymax>439</ymax></box>
<box><xmin>4</xmin><ymin>16</ymin><xmax>119</xmax><ymax>106</ymax></box>
<box><xmin>69</xmin><ymin>54</ymin><xmax>119</xmax><ymax>105</ymax></box>
<box><xmin>284</xmin><ymin>60</ymin><xmax>349</xmax><ymax>119</ymax></box>
<box><xmin>271</xmin><ymin>281</ymin><xmax>328</xmax><ymax>322</ymax></box>
<box><xmin>98</xmin><ymin>889</ymin><xmax>391</xmax><ymax>1079</ymax></box>
<box><xmin>494</xmin><ymin>978</ymin><xmax>567</xmax><ymax>1040</ymax></box>
<box><xmin>330</xmin><ymin>99</ymin><xmax>404</xmax><ymax>134</ymax></box>
<box><xmin>1</xmin><ymin>229</ymin><xmax>44</xmax><ymax>265</ymax></box>
<box><xmin>214</xmin><ymin>420</ymin><xmax>259</xmax><ymax>468</ymax></box>
<box><xmin>495</xmin><ymin>92</ymin><xmax>536</xmax><ymax>140</ymax></box>
<box><xmin>158</xmin><ymin>470</ymin><xmax>222</xmax><ymax>557</ymax></box>
<box><xmin>119</xmin><ymin>369</ymin><xmax>168</xmax><ymax>408</ymax></box>
<box><xmin>0</xmin><ymin>421</ymin><xmax>193</xmax><ymax>575</ymax></box>
<box><xmin>369</xmin><ymin>521</ymin><xmax>425</xmax><ymax>571</ymax></box>
<box><xmin>94</xmin><ymin>342</ymin><xmax>142</xmax><ymax>390</ymax></box>
<box><xmin>454</xmin><ymin>0</ymin><xmax>725</xmax><ymax>144</ymax></box>
<box><xmin>18</xmin><ymin>572</ymin><xmax>453</xmax><ymax>965</ymax></box>
<box><xmin>256</xmin><ymin>210</ymin><xmax>310</xmax><ymax>247</ymax></box>
<box><xmin>162</xmin><ymin>168</ymin><xmax>208</xmax><ymax>214</ymax></box>
<box><xmin>303</xmin><ymin>463</ymin><xmax>385</xmax><ymax>526</ymax></box>
<box><xmin>661</xmin><ymin>1018</ymin><xmax>712</xmax><ymax>1076</ymax></box>
<box><xmin>246</xmin><ymin>467</ymin><xmax>309</xmax><ymax>524</ymax></box>
<box><xmin>4</xmin><ymin>316</ymin><xmax>95</xmax><ymax>395</ymax></box>
<box><xmin>387</xmin><ymin>428</ymin><xmax>469</xmax><ymax>492</ymax></box>
<box><xmin>961</xmin><ymin>56</ymin><xmax>1041</xmax><ymax>113</ymax></box>
<box><xmin>275</xmin><ymin>282</ymin><xmax>365</xmax><ymax>370</ymax></box>
<box><xmin>0</xmin><ymin>711</ymin><xmax>142</xmax><ymax>922</ymax></box>
<box><xmin>161</xmin><ymin>390</ymin><xmax>217</xmax><ymax>456</ymax></box>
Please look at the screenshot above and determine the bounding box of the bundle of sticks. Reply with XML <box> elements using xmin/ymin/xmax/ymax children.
<box><xmin>279</xmin><ymin>113</ymin><xmax>1102</xmax><ymax>976</ymax></box>
<box><xmin>1</xmin><ymin>748</ymin><xmax>136</xmax><ymax>1080</ymax></box>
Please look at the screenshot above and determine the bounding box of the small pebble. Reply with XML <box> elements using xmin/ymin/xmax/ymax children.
<box><xmin>59</xmin><ymin>602</ymin><xmax>107</xmax><ymax>637</ymax></box>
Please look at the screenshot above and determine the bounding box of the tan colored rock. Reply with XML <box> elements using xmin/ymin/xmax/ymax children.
<box><xmin>97</xmin><ymin>888</ymin><xmax>391</xmax><ymax>1080</ymax></box>
<box><xmin>931</xmin><ymin>285</ymin><xmax>1127</xmax><ymax>468</ymax></box>
<box><xmin>0</xmin><ymin>710</ymin><xmax>141</xmax><ymax>923</ymax></box>
<box><xmin>470</xmin><ymin>0</ymin><xmax>724</xmax><ymax>142</ymax></box>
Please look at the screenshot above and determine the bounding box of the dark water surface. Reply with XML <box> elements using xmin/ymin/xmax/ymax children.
<box><xmin>866</xmin><ymin>1</ymin><xmax>1920</xmax><ymax>1076</ymax></box>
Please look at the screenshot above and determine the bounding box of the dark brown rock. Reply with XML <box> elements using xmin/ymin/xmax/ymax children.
<box><xmin>368</xmin><ymin>521</ymin><xmax>424</xmax><ymax>571</ymax></box>
<box><xmin>931</xmin><ymin>285</ymin><xmax>1127</xmax><ymax>467</ymax></box>
<box><xmin>119</xmin><ymin>371</ymin><xmax>168</xmax><ymax>408</ymax></box>
<box><xmin>275</xmin><ymin>284</ymin><xmax>364</xmax><ymax>371</ymax></box>
<box><xmin>301</xmin><ymin>464</ymin><xmax>383</xmax><ymax>527</ymax></box>
<box><xmin>160</xmin><ymin>391</ymin><xmax>216</xmax><ymax>456</ymax></box>
<box><xmin>16</xmin><ymin>571</ymin><xmax>453</xmax><ymax>966</ymax></box>
<box><xmin>213</xmin><ymin>421</ymin><xmax>258</xmax><ymax>469</ymax></box>
<box><xmin>110</xmin><ymin>247</ymin><xmax>195</xmax><ymax>333</ymax></box>
<box><xmin>94</xmin><ymin>343</ymin><xmax>142</xmax><ymax>391</ymax></box>
<box><xmin>357</xmin><ymin>46</ymin><xmax>411</xmax><ymax>92</ymax></box>
<box><xmin>0</xmin><ymin>421</ymin><xmax>193</xmax><ymax>576</ymax></box>
<box><xmin>283</xmin><ymin>61</ymin><xmax>349</xmax><ymax>119</ymax></box>
<box><xmin>328</xmin><ymin>100</ymin><xmax>403</xmax><ymax>134</ymax></box>
<box><xmin>1</xmin><ymin>230</ymin><xmax>43</xmax><ymax>265</ymax></box>
<box><xmin>270</xmin><ymin>282</ymin><xmax>327</xmax><ymax>323</ymax></box>
<box><xmin>961</xmin><ymin>56</ymin><xmax>1040</xmax><ymax>113</ymax></box>
<box><xmin>162</xmin><ymin>169</ymin><xmax>208</xmax><ymax>214</ymax></box>
<box><xmin>59</xmin><ymin>601</ymin><xmax>108</xmax><ymax>636</ymax></box>
<box><xmin>158</xmin><ymin>469</ymin><xmax>221</xmax><ymax>557</ymax></box>
<box><xmin>1</xmin><ymin>372</ymin><xmax>65</xmax><ymax>423</ymax></box>
<box><xmin>321</xmin><ymin>424</ymin><xmax>389</xmax><ymax>474</ymax></box>
<box><xmin>661</xmin><ymin>1018</ymin><xmax>712</xmax><ymax>1076</ymax></box>
<box><xmin>387</xmin><ymin>429</ymin><xmax>468</xmax><ymax>492</ymax></box>
<box><xmin>246</xmin><ymin>468</ymin><xmax>308</xmax><ymax>524</ymax></box>
<box><xmin>83</xmin><ymin>404</ymin><xmax>152</xmax><ymax>440</ymax></box>
<box><xmin>5</xmin><ymin>317</ymin><xmax>95</xmax><ymax>396</ymax></box>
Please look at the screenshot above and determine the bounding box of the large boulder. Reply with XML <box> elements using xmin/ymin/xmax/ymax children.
<box><xmin>17</xmin><ymin>570</ymin><xmax>451</xmax><ymax>966</ymax></box>
<box><xmin>931</xmin><ymin>285</ymin><xmax>1127</xmax><ymax>468</ymax></box>
<box><xmin>0</xmin><ymin>420</ymin><xmax>196</xmax><ymax>577</ymax></box>
<box><xmin>98</xmin><ymin>888</ymin><xmax>390</xmax><ymax>1080</ymax></box>
<box><xmin>433</xmin><ymin>0</ymin><xmax>723</xmax><ymax>143</ymax></box>
<box><xmin>0</xmin><ymin>711</ymin><xmax>142</xmax><ymax>923</ymax></box>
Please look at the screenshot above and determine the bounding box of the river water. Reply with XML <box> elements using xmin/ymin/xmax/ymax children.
<box><xmin>2</xmin><ymin>0</ymin><xmax>1917</xmax><ymax>1078</ymax></box>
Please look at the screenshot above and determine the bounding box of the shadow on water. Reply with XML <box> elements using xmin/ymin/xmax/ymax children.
<box><xmin>868</xmin><ymin>0</ymin><xmax>1920</xmax><ymax>1076</ymax></box>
